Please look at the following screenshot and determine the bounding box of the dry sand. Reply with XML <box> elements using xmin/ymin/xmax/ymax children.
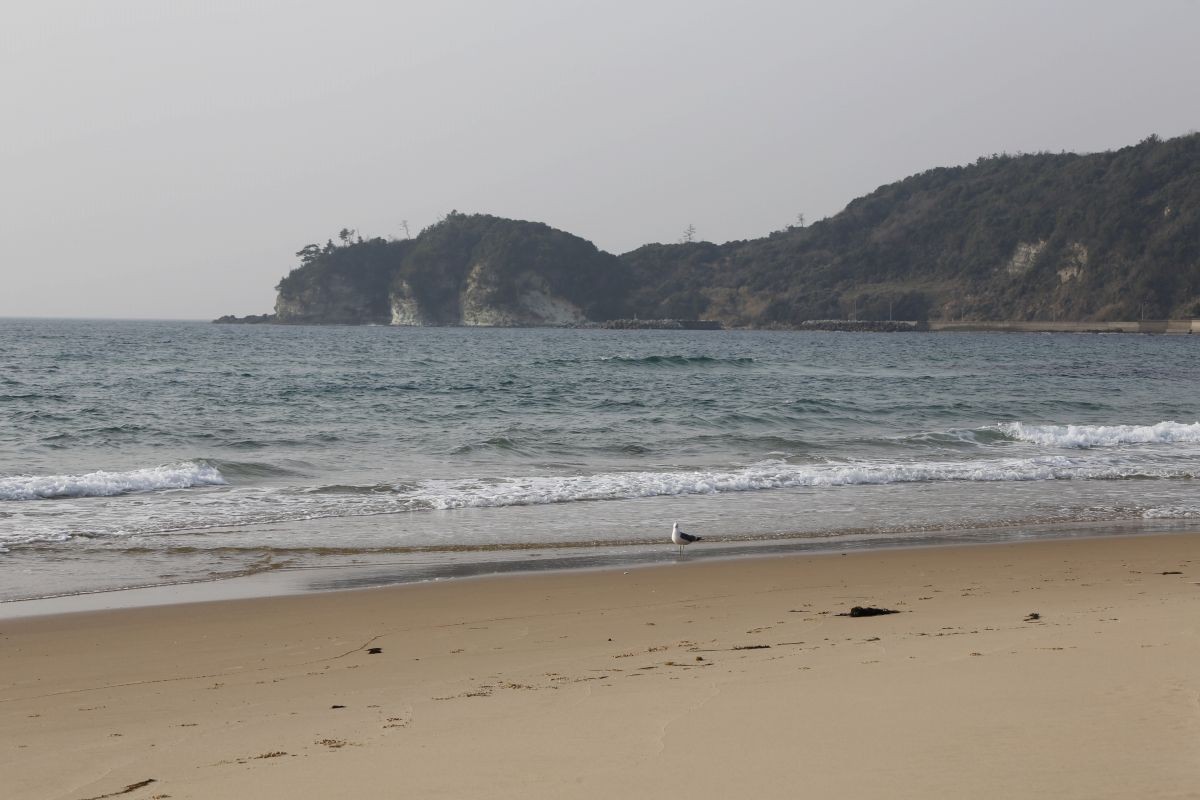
<box><xmin>3</xmin><ymin>533</ymin><xmax>1199</xmax><ymax>799</ymax></box>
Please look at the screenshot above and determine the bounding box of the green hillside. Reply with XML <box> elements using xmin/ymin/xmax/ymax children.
<box><xmin>239</xmin><ymin>133</ymin><xmax>1200</xmax><ymax>327</ymax></box>
<box><xmin>632</xmin><ymin>133</ymin><xmax>1200</xmax><ymax>325</ymax></box>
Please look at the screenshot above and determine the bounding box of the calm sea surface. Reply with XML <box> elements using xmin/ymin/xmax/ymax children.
<box><xmin>3</xmin><ymin>319</ymin><xmax>1200</xmax><ymax>602</ymax></box>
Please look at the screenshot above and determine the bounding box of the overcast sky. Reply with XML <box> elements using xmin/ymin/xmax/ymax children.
<box><xmin>3</xmin><ymin>0</ymin><xmax>1198</xmax><ymax>319</ymax></box>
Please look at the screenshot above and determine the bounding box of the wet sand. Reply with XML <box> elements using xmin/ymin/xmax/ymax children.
<box><xmin>3</xmin><ymin>533</ymin><xmax>1199</xmax><ymax>799</ymax></box>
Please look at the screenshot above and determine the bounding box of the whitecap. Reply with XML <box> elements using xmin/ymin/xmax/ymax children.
<box><xmin>408</xmin><ymin>455</ymin><xmax>1179</xmax><ymax>511</ymax></box>
<box><xmin>998</xmin><ymin>421</ymin><xmax>1200</xmax><ymax>449</ymax></box>
<box><xmin>0</xmin><ymin>462</ymin><xmax>226</xmax><ymax>501</ymax></box>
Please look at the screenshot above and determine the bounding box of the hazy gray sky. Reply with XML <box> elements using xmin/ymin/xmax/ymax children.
<box><xmin>3</xmin><ymin>0</ymin><xmax>1198</xmax><ymax>319</ymax></box>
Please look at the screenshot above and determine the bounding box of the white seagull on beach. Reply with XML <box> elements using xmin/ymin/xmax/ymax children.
<box><xmin>671</xmin><ymin>521</ymin><xmax>702</xmax><ymax>555</ymax></box>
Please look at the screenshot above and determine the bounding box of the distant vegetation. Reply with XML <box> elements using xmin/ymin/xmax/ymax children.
<box><xmin>667</xmin><ymin>132</ymin><xmax>1200</xmax><ymax>325</ymax></box>
<box><xmin>227</xmin><ymin>133</ymin><xmax>1200</xmax><ymax>326</ymax></box>
<box><xmin>275</xmin><ymin>233</ymin><xmax>402</xmax><ymax>324</ymax></box>
<box><xmin>390</xmin><ymin>212</ymin><xmax>628</xmax><ymax>323</ymax></box>
<box><xmin>269</xmin><ymin>213</ymin><xmax>626</xmax><ymax>325</ymax></box>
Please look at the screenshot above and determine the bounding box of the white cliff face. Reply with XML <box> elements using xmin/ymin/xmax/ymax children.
<box><xmin>458</xmin><ymin>300</ymin><xmax>513</xmax><ymax>327</ymax></box>
<box><xmin>1004</xmin><ymin>240</ymin><xmax>1047</xmax><ymax>276</ymax></box>
<box><xmin>388</xmin><ymin>266</ymin><xmax>586</xmax><ymax>326</ymax></box>
<box><xmin>389</xmin><ymin>280</ymin><xmax>430</xmax><ymax>326</ymax></box>
<box><xmin>459</xmin><ymin>285</ymin><xmax>586</xmax><ymax>326</ymax></box>
<box><xmin>515</xmin><ymin>284</ymin><xmax>588</xmax><ymax>325</ymax></box>
<box><xmin>274</xmin><ymin>296</ymin><xmax>305</xmax><ymax>321</ymax></box>
<box><xmin>459</xmin><ymin>262</ymin><xmax>508</xmax><ymax>326</ymax></box>
<box><xmin>1002</xmin><ymin>240</ymin><xmax>1088</xmax><ymax>284</ymax></box>
<box><xmin>459</xmin><ymin>262</ymin><xmax>586</xmax><ymax>327</ymax></box>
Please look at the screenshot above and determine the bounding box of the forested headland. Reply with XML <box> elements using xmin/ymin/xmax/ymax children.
<box><xmin>219</xmin><ymin>133</ymin><xmax>1200</xmax><ymax>327</ymax></box>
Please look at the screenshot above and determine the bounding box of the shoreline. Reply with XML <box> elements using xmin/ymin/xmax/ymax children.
<box><xmin>212</xmin><ymin>317</ymin><xmax>1200</xmax><ymax>334</ymax></box>
<box><xmin>4</xmin><ymin>517</ymin><xmax>1194</xmax><ymax>620</ymax></box>
<box><xmin>4</xmin><ymin>531</ymin><xmax>1199</xmax><ymax>798</ymax></box>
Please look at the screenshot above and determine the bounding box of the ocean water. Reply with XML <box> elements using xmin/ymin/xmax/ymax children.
<box><xmin>3</xmin><ymin>318</ymin><xmax>1200</xmax><ymax>603</ymax></box>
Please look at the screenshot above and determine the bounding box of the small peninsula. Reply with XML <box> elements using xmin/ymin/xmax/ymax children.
<box><xmin>219</xmin><ymin>133</ymin><xmax>1200</xmax><ymax>328</ymax></box>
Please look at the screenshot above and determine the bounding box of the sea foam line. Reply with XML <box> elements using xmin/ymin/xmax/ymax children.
<box><xmin>0</xmin><ymin>462</ymin><xmax>226</xmax><ymax>501</ymax></box>
<box><xmin>0</xmin><ymin>455</ymin><xmax>1191</xmax><ymax>547</ymax></box>
<box><xmin>1143</xmin><ymin>505</ymin><xmax>1200</xmax><ymax>519</ymax></box>
<box><xmin>410</xmin><ymin>456</ymin><xmax>1178</xmax><ymax>510</ymax></box>
<box><xmin>998</xmin><ymin>421</ymin><xmax>1200</xmax><ymax>449</ymax></box>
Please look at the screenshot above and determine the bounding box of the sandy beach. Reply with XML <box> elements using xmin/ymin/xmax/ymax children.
<box><xmin>4</xmin><ymin>533</ymin><xmax>1199</xmax><ymax>799</ymax></box>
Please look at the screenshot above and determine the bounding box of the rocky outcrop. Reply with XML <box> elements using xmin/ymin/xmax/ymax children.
<box><xmin>275</xmin><ymin>273</ymin><xmax>391</xmax><ymax>325</ymax></box>
<box><xmin>459</xmin><ymin>264</ymin><xmax>586</xmax><ymax>326</ymax></box>
<box><xmin>389</xmin><ymin>280</ymin><xmax>433</xmax><ymax>326</ymax></box>
<box><xmin>265</xmin><ymin>215</ymin><xmax>619</xmax><ymax>327</ymax></box>
<box><xmin>385</xmin><ymin>268</ymin><xmax>586</xmax><ymax>327</ymax></box>
<box><xmin>1004</xmin><ymin>241</ymin><xmax>1046</xmax><ymax>276</ymax></box>
<box><xmin>213</xmin><ymin>313</ymin><xmax>276</xmax><ymax>324</ymax></box>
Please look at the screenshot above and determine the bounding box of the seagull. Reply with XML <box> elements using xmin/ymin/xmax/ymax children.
<box><xmin>671</xmin><ymin>521</ymin><xmax>702</xmax><ymax>555</ymax></box>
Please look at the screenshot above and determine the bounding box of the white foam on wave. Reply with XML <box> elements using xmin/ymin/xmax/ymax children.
<box><xmin>999</xmin><ymin>421</ymin><xmax>1200</xmax><ymax>449</ymax></box>
<box><xmin>412</xmin><ymin>455</ymin><xmax>1179</xmax><ymax>511</ymax></box>
<box><xmin>1143</xmin><ymin>505</ymin><xmax>1200</xmax><ymax>519</ymax></box>
<box><xmin>3</xmin><ymin>455</ymin><xmax>1191</xmax><ymax>548</ymax></box>
<box><xmin>0</xmin><ymin>462</ymin><xmax>226</xmax><ymax>501</ymax></box>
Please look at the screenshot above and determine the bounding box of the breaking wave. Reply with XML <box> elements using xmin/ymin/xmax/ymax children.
<box><xmin>0</xmin><ymin>462</ymin><xmax>226</xmax><ymax>501</ymax></box>
<box><xmin>403</xmin><ymin>456</ymin><xmax>1184</xmax><ymax>511</ymax></box>
<box><xmin>1143</xmin><ymin>505</ymin><xmax>1200</xmax><ymax>519</ymax></box>
<box><xmin>998</xmin><ymin>421</ymin><xmax>1200</xmax><ymax>449</ymax></box>
<box><xmin>3</xmin><ymin>453</ymin><xmax>1195</xmax><ymax>548</ymax></box>
<box><xmin>198</xmin><ymin>459</ymin><xmax>308</xmax><ymax>479</ymax></box>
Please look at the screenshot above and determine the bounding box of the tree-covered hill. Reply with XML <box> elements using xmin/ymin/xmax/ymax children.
<box><xmin>389</xmin><ymin>212</ymin><xmax>628</xmax><ymax>324</ymax></box>
<box><xmin>633</xmin><ymin>133</ymin><xmax>1200</xmax><ymax>325</ymax></box>
<box><xmin>272</xmin><ymin>214</ymin><xmax>627</xmax><ymax>325</ymax></box>
<box><xmin>237</xmin><ymin>133</ymin><xmax>1200</xmax><ymax>327</ymax></box>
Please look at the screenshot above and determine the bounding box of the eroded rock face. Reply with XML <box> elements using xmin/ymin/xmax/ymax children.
<box><xmin>512</xmin><ymin>284</ymin><xmax>587</xmax><ymax>326</ymax></box>
<box><xmin>274</xmin><ymin>296</ymin><xmax>306</xmax><ymax>321</ymax></box>
<box><xmin>389</xmin><ymin>280</ymin><xmax>432</xmax><ymax>326</ymax></box>
<box><xmin>385</xmin><ymin>267</ymin><xmax>586</xmax><ymax>327</ymax></box>
<box><xmin>1005</xmin><ymin>241</ymin><xmax>1047</xmax><ymax>276</ymax></box>
<box><xmin>275</xmin><ymin>276</ymin><xmax>385</xmax><ymax>324</ymax></box>
<box><xmin>459</xmin><ymin>263</ymin><xmax>585</xmax><ymax>327</ymax></box>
